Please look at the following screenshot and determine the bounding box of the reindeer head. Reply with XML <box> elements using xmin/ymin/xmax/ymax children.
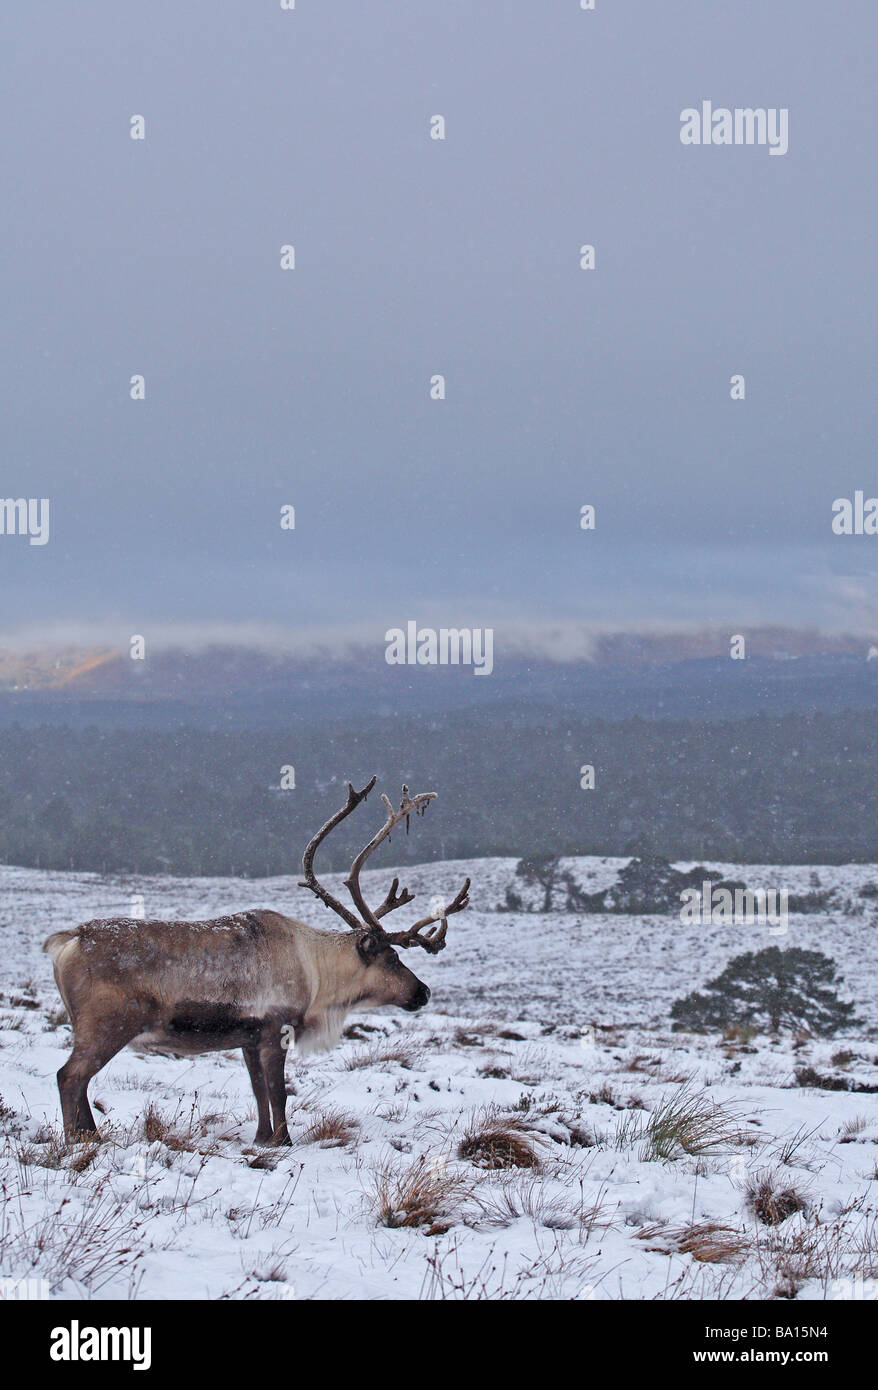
<box><xmin>298</xmin><ymin>778</ymin><xmax>470</xmax><ymax>1012</ymax></box>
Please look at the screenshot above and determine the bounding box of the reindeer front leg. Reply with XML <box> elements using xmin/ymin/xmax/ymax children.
<box><xmin>242</xmin><ymin>1045</ymin><xmax>272</xmax><ymax>1145</ymax></box>
<box><xmin>258</xmin><ymin>1029</ymin><xmax>292</xmax><ymax>1146</ymax></box>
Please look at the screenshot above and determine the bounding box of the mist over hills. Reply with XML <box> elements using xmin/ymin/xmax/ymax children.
<box><xmin>1</xmin><ymin>626</ymin><xmax>877</xmax><ymax>728</ymax></box>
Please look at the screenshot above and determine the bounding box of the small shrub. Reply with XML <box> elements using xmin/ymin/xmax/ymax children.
<box><xmin>16</xmin><ymin>1128</ymin><xmax>99</xmax><ymax>1174</ymax></box>
<box><xmin>67</xmin><ymin>1139</ymin><xmax>101</xmax><ymax>1173</ymax></box>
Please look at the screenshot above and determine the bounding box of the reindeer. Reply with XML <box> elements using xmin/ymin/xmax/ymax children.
<box><xmin>44</xmin><ymin>779</ymin><xmax>469</xmax><ymax>1145</ymax></box>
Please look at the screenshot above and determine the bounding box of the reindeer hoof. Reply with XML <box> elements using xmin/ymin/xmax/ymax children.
<box><xmin>65</xmin><ymin>1128</ymin><xmax>100</xmax><ymax>1145</ymax></box>
<box><xmin>270</xmin><ymin>1130</ymin><xmax>292</xmax><ymax>1148</ymax></box>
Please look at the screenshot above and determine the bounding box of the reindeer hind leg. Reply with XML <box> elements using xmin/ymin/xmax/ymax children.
<box><xmin>58</xmin><ymin>1007</ymin><xmax>147</xmax><ymax>1142</ymax></box>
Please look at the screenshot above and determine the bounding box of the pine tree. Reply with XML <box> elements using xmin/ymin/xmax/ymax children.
<box><xmin>514</xmin><ymin>854</ymin><xmax>564</xmax><ymax>912</ymax></box>
<box><xmin>671</xmin><ymin>947</ymin><xmax>856</xmax><ymax>1036</ymax></box>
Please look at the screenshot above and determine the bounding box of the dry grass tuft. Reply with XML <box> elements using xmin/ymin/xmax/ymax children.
<box><xmin>722</xmin><ymin>1024</ymin><xmax>757</xmax><ymax>1046</ymax></box>
<box><xmin>66</xmin><ymin>1138</ymin><xmax>102</xmax><ymax>1173</ymax></box>
<box><xmin>299</xmin><ymin>1108</ymin><xmax>359</xmax><ymax>1149</ymax></box>
<box><xmin>838</xmin><ymin>1114</ymin><xmax>869</xmax><ymax>1143</ymax></box>
<box><xmin>370</xmin><ymin>1153</ymin><xmax>469</xmax><ymax>1232</ymax></box>
<box><xmin>245</xmin><ymin>1150</ymin><xmax>281</xmax><ymax>1170</ymax></box>
<box><xmin>639</xmin><ymin>1220</ymin><xmax>750</xmax><ymax>1264</ymax></box>
<box><xmin>753</xmin><ymin>1212</ymin><xmax>844</xmax><ymax>1293</ymax></box>
<box><xmin>141</xmin><ymin>1099</ymin><xmax>225</xmax><ymax>1153</ymax></box>
<box><xmin>588</xmin><ymin>1081</ymin><xmax>646</xmax><ymax>1111</ymax></box>
<box><xmin>616</xmin><ymin>1082</ymin><xmax>745</xmax><ymax>1162</ymax></box>
<box><xmin>794</xmin><ymin>1066</ymin><xmax>878</xmax><ymax>1094</ymax></box>
<box><xmin>458</xmin><ymin>1122</ymin><xmax>541</xmax><ymax>1171</ymax></box>
<box><xmin>625</xmin><ymin>1054</ymin><xmax>663</xmax><ymax>1074</ymax></box>
<box><xmin>508</xmin><ymin>1045</ymin><xmax>553</xmax><ymax>1086</ymax></box>
<box><xmin>345</xmin><ymin>1040</ymin><xmax>423</xmax><ymax>1072</ymax></box>
<box><xmin>0</xmin><ymin>1174</ymin><xmax>147</xmax><ymax>1295</ymax></box>
<box><xmin>472</xmin><ymin>1173</ymin><xmax>612</xmax><ymax>1235</ymax></box>
<box><xmin>15</xmin><ymin>1125</ymin><xmax>101</xmax><ymax>1175</ymax></box>
<box><xmin>143</xmin><ymin>1100</ymin><xmax>195</xmax><ymax>1149</ymax></box>
<box><xmin>747</xmin><ymin>1170</ymin><xmax>808</xmax><ymax>1226</ymax></box>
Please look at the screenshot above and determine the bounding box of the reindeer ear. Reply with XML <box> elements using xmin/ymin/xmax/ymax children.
<box><xmin>356</xmin><ymin>931</ymin><xmax>382</xmax><ymax>963</ymax></box>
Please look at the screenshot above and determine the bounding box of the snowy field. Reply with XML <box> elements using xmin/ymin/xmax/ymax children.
<box><xmin>1</xmin><ymin>856</ymin><xmax>877</xmax><ymax>1301</ymax></box>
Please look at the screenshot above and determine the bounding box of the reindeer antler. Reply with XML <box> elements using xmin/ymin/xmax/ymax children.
<box><xmin>373</xmin><ymin>877</ymin><xmax>417</xmax><ymax>920</ymax></box>
<box><xmin>298</xmin><ymin>777</ymin><xmax>376</xmax><ymax>931</ymax></box>
<box><xmin>344</xmin><ymin>785</ymin><xmax>434</xmax><ymax>930</ymax></box>
<box><xmin>383</xmin><ymin>877</ymin><xmax>471</xmax><ymax>954</ymax></box>
<box><xmin>298</xmin><ymin>778</ymin><xmax>469</xmax><ymax>952</ymax></box>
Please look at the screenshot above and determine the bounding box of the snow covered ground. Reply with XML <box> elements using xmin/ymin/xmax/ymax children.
<box><xmin>1</xmin><ymin>856</ymin><xmax>877</xmax><ymax>1301</ymax></box>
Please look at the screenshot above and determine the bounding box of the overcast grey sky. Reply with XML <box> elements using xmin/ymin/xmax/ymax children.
<box><xmin>3</xmin><ymin>1</ymin><xmax>878</xmax><ymax>645</ymax></box>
